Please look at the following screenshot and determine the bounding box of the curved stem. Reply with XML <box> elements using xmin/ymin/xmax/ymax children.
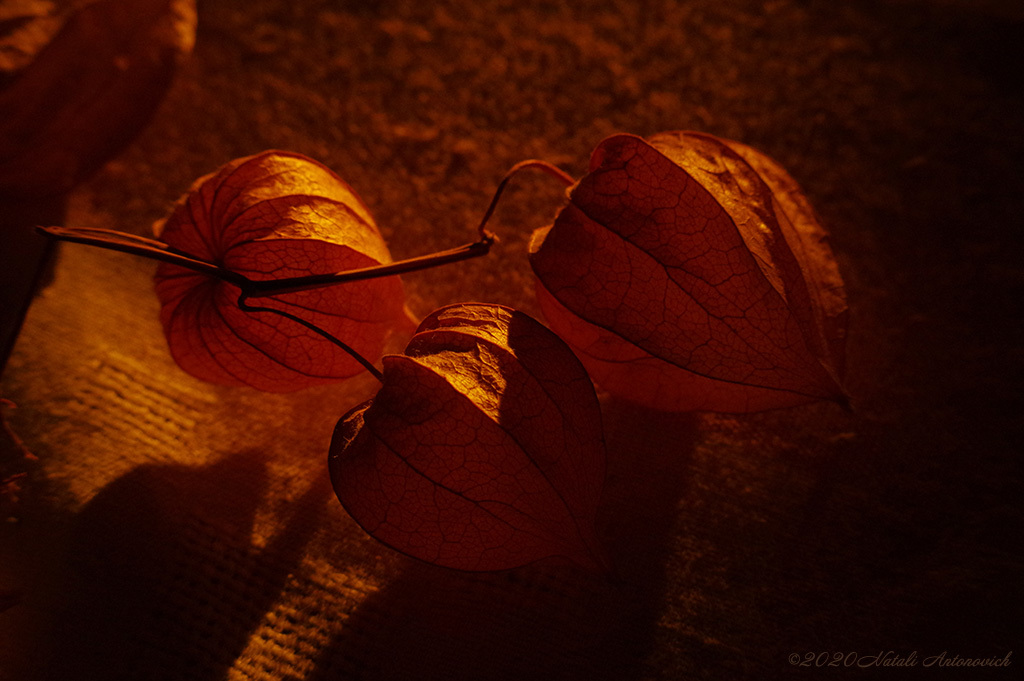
<box><xmin>474</xmin><ymin>159</ymin><xmax>575</xmax><ymax>241</ymax></box>
<box><xmin>254</xmin><ymin>159</ymin><xmax>575</xmax><ymax>297</ymax></box>
<box><xmin>35</xmin><ymin>159</ymin><xmax>576</xmax><ymax>297</ymax></box>
<box><xmin>34</xmin><ymin>158</ymin><xmax>577</xmax><ymax>387</ymax></box>
<box><xmin>236</xmin><ymin>293</ymin><xmax>385</xmax><ymax>383</ymax></box>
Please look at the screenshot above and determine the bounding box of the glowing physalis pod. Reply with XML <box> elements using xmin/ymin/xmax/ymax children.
<box><xmin>154</xmin><ymin>151</ymin><xmax>412</xmax><ymax>392</ymax></box>
<box><xmin>329</xmin><ymin>303</ymin><xmax>608</xmax><ymax>572</ymax></box>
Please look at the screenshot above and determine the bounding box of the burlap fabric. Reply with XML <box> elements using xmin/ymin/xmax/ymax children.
<box><xmin>2</xmin><ymin>1</ymin><xmax>1021</xmax><ymax>679</ymax></box>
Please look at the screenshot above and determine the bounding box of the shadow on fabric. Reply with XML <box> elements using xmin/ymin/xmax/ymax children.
<box><xmin>310</xmin><ymin>406</ymin><xmax>699</xmax><ymax>681</ymax></box>
<box><xmin>35</xmin><ymin>449</ymin><xmax>330</xmax><ymax>681</ymax></box>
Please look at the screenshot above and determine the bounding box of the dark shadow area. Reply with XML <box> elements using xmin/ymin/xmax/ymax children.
<box><xmin>0</xmin><ymin>200</ymin><xmax>60</xmax><ymax>376</ymax></box>
<box><xmin>310</xmin><ymin>405</ymin><xmax>699</xmax><ymax>681</ymax></box>
<box><xmin>852</xmin><ymin>0</ymin><xmax>1024</xmax><ymax>97</ymax></box>
<box><xmin>34</xmin><ymin>450</ymin><xmax>332</xmax><ymax>681</ymax></box>
<box><xmin>747</xmin><ymin>423</ymin><xmax>1024</xmax><ymax>668</ymax></box>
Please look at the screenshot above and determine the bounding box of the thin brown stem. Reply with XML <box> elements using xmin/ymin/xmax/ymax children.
<box><xmin>236</xmin><ymin>293</ymin><xmax>385</xmax><ymax>383</ymax></box>
<box><xmin>35</xmin><ymin>158</ymin><xmax>576</xmax><ymax>297</ymax></box>
<box><xmin>37</xmin><ymin>225</ymin><xmax>495</xmax><ymax>299</ymax></box>
<box><xmin>253</xmin><ymin>159</ymin><xmax>575</xmax><ymax>296</ymax></box>
<box><xmin>246</xmin><ymin>237</ymin><xmax>493</xmax><ymax>298</ymax></box>
<box><xmin>34</xmin><ymin>158</ymin><xmax>577</xmax><ymax>387</ymax></box>
<box><xmin>474</xmin><ymin>159</ymin><xmax>575</xmax><ymax>241</ymax></box>
<box><xmin>36</xmin><ymin>226</ymin><xmax>249</xmax><ymax>287</ymax></box>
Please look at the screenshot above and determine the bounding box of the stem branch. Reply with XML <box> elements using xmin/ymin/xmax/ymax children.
<box><xmin>236</xmin><ymin>293</ymin><xmax>385</xmax><ymax>382</ymax></box>
<box><xmin>34</xmin><ymin>157</ymin><xmax>576</xmax><ymax>387</ymax></box>
<box><xmin>246</xmin><ymin>237</ymin><xmax>493</xmax><ymax>298</ymax></box>
<box><xmin>474</xmin><ymin>159</ymin><xmax>575</xmax><ymax>241</ymax></box>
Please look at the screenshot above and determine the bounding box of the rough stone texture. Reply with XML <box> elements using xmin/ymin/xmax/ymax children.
<box><xmin>1</xmin><ymin>0</ymin><xmax>1021</xmax><ymax>679</ymax></box>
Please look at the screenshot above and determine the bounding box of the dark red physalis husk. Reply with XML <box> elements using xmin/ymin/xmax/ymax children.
<box><xmin>529</xmin><ymin>131</ymin><xmax>848</xmax><ymax>413</ymax></box>
<box><xmin>328</xmin><ymin>303</ymin><xmax>608</xmax><ymax>572</ymax></box>
<box><xmin>0</xmin><ymin>0</ymin><xmax>197</xmax><ymax>198</ymax></box>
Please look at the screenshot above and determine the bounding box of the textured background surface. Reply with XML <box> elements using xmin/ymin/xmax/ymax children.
<box><xmin>2</xmin><ymin>0</ymin><xmax>1022</xmax><ymax>679</ymax></box>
